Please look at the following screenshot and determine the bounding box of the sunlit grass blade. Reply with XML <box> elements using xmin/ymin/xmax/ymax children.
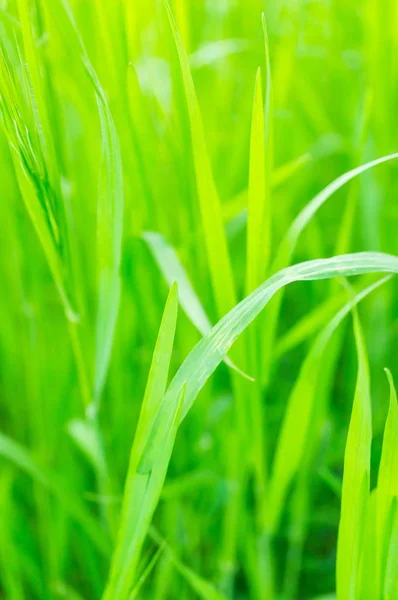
<box><xmin>336</xmin><ymin>310</ymin><xmax>371</xmax><ymax>600</ymax></box>
<box><xmin>165</xmin><ymin>0</ymin><xmax>237</xmax><ymax>317</ymax></box>
<box><xmin>268</xmin><ymin>276</ymin><xmax>390</xmax><ymax>533</ymax></box>
<box><xmin>139</xmin><ymin>251</ymin><xmax>398</xmax><ymax>472</ymax></box>
<box><xmin>0</xmin><ymin>432</ymin><xmax>109</xmax><ymax>555</ymax></box>
<box><xmin>358</xmin><ymin>490</ymin><xmax>378</xmax><ymax>600</ymax></box>
<box><xmin>376</xmin><ymin>368</ymin><xmax>398</xmax><ymax>596</ymax></box>
<box><xmin>246</xmin><ymin>67</ymin><xmax>269</xmax><ymax>294</ymax></box>
<box><xmin>103</xmin><ymin>284</ymin><xmax>180</xmax><ymax>600</ymax></box>
<box><xmin>274</xmin><ymin>292</ymin><xmax>344</xmax><ymax>358</ymax></box>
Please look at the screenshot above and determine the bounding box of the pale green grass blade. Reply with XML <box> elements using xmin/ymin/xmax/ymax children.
<box><xmin>268</xmin><ymin>276</ymin><xmax>389</xmax><ymax>533</ymax></box>
<box><xmin>336</xmin><ymin>310</ymin><xmax>371</xmax><ymax>600</ymax></box>
<box><xmin>376</xmin><ymin>369</ymin><xmax>398</xmax><ymax>596</ymax></box>
<box><xmin>165</xmin><ymin>0</ymin><xmax>237</xmax><ymax>317</ymax></box>
<box><xmin>262</xmin><ymin>152</ymin><xmax>398</xmax><ymax>382</ymax></box>
<box><xmin>143</xmin><ymin>231</ymin><xmax>252</xmax><ymax>380</ymax></box>
<box><xmin>276</xmin><ymin>154</ymin><xmax>398</xmax><ymax>268</ymax></box>
<box><xmin>246</xmin><ymin>67</ymin><xmax>269</xmax><ymax>294</ymax></box>
<box><xmin>103</xmin><ymin>285</ymin><xmax>180</xmax><ymax>600</ymax></box>
<box><xmin>143</xmin><ymin>231</ymin><xmax>211</xmax><ymax>334</ymax></box>
<box><xmin>140</xmin><ymin>251</ymin><xmax>398</xmax><ymax>472</ymax></box>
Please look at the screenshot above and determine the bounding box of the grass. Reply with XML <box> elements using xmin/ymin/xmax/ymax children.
<box><xmin>0</xmin><ymin>0</ymin><xmax>398</xmax><ymax>598</ymax></box>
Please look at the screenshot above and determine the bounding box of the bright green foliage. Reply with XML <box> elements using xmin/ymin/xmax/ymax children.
<box><xmin>1</xmin><ymin>1</ymin><xmax>398</xmax><ymax>599</ymax></box>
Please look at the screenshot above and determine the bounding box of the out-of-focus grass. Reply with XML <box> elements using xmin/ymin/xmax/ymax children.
<box><xmin>0</xmin><ymin>1</ymin><xmax>398</xmax><ymax>598</ymax></box>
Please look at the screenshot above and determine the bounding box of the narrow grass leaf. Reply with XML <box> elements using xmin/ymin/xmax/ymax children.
<box><xmin>165</xmin><ymin>0</ymin><xmax>237</xmax><ymax>317</ymax></box>
<box><xmin>246</xmin><ymin>67</ymin><xmax>269</xmax><ymax>294</ymax></box>
<box><xmin>376</xmin><ymin>368</ymin><xmax>398</xmax><ymax>595</ymax></box>
<box><xmin>140</xmin><ymin>252</ymin><xmax>398</xmax><ymax>472</ymax></box>
<box><xmin>143</xmin><ymin>231</ymin><xmax>252</xmax><ymax>380</ymax></box>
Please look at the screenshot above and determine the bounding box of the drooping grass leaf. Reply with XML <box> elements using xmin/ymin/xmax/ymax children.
<box><xmin>140</xmin><ymin>251</ymin><xmax>398</xmax><ymax>472</ymax></box>
<box><xmin>246</xmin><ymin>67</ymin><xmax>269</xmax><ymax>294</ymax></box>
<box><xmin>165</xmin><ymin>0</ymin><xmax>237</xmax><ymax>318</ymax></box>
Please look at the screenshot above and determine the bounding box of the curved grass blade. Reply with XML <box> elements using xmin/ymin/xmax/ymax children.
<box><xmin>336</xmin><ymin>310</ymin><xmax>371</xmax><ymax>600</ymax></box>
<box><xmin>268</xmin><ymin>276</ymin><xmax>390</xmax><ymax>533</ymax></box>
<box><xmin>384</xmin><ymin>498</ymin><xmax>398</xmax><ymax>599</ymax></box>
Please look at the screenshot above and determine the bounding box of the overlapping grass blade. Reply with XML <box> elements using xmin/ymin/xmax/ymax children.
<box><xmin>140</xmin><ymin>251</ymin><xmax>398</xmax><ymax>471</ymax></box>
<box><xmin>103</xmin><ymin>284</ymin><xmax>180</xmax><ymax>599</ymax></box>
<box><xmin>336</xmin><ymin>310</ymin><xmax>371</xmax><ymax>600</ymax></box>
<box><xmin>143</xmin><ymin>230</ymin><xmax>252</xmax><ymax>379</ymax></box>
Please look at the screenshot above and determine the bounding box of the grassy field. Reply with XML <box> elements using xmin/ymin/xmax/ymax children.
<box><xmin>1</xmin><ymin>0</ymin><xmax>398</xmax><ymax>598</ymax></box>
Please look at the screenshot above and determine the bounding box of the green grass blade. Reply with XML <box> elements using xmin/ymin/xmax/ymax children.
<box><xmin>93</xmin><ymin>92</ymin><xmax>124</xmax><ymax>409</ymax></box>
<box><xmin>336</xmin><ymin>310</ymin><xmax>372</xmax><ymax>600</ymax></box>
<box><xmin>383</xmin><ymin>498</ymin><xmax>398</xmax><ymax>599</ymax></box>
<box><xmin>165</xmin><ymin>0</ymin><xmax>237</xmax><ymax>317</ymax></box>
<box><xmin>0</xmin><ymin>432</ymin><xmax>109</xmax><ymax>555</ymax></box>
<box><xmin>376</xmin><ymin>368</ymin><xmax>398</xmax><ymax>596</ymax></box>
<box><xmin>261</xmin><ymin>153</ymin><xmax>398</xmax><ymax>383</ymax></box>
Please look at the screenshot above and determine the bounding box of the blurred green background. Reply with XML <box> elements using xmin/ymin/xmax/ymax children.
<box><xmin>0</xmin><ymin>0</ymin><xmax>397</xmax><ymax>598</ymax></box>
